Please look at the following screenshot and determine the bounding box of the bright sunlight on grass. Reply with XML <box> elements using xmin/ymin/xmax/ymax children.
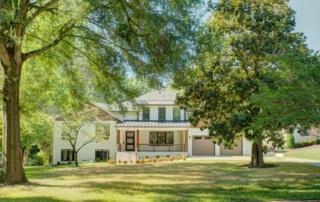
<box><xmin>285</xmin><ymin>145</ymin><xmax>320</xmax><ymax>160</ymax></box>
<box><xmin>0</xmin><ymin>160</ymin><xmax>320</xmax><ymax>201</ymax></box>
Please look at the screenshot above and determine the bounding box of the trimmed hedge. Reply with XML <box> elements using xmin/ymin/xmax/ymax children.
<box><xmin>286</xmin><ymin>133</ymin><xmax>295</xmax><ymax>149</ymax></box>
<box><xmin>295</xmin><ymin>138</ymin><xmax>320</xmax><ymax>148</ymax></box>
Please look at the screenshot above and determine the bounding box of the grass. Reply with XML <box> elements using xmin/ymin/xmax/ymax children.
<box><xmin>285</xmin><ymin>145</ymin><xmax>320</xmax><ymax>160</ymax></box>
<box><xmin>0</xmin><ymin>160</ymin><xmax>320</xmax><ymax>201</ymax></box>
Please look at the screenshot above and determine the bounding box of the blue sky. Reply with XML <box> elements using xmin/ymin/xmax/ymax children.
<box><xmin>289</xmin><ymin>0</ymin><xmax>320</xmax><ymax>51</ymax></box>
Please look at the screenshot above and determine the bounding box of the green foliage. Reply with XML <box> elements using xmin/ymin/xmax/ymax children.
<box><xmin>176</xmin><ymin>0</ymin><xmax>310</xmax><ymax>147</ymax></box>
<box><xmin>28</xmin><ymin>154</ymin><xmax>45</xmax><ymax>167</ymax></box>
<box><xmin>286</xmin><ymin>133</ymin><xmax>295</xmax><ymax>149</ymax></box>
<box><xmin>295</xmin><ymin>139</ymin><xmax>320</xmax><ymax>148</ymax></box>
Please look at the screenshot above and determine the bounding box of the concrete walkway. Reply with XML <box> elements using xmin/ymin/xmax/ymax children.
<box><xmin>187</xmin><ymin>156</ymin><xmax>320</xmax><ymax>167</ymax></box>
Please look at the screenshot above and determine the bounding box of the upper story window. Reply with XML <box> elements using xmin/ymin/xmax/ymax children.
<box><xmin>173</xmin><ymin>107</ymin><xmax>180</xmax><ymax>121</ymax></box>
<box><xmin>158</xmin><ymin>107</ymin><xmax>166</xmax><ymax>121</ymax></box>
<box><xmin>142</xmin><ymin>107</ymin><xmax>150</xmax><ymax>121</ymax></box>
<box><xmin>96</xmin><ymin>123</ymin><xmax>110</xmax><ymax>140</ymax></box>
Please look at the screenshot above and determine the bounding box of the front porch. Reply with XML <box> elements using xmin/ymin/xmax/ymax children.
<box><xmin>115</xmin><ymin>122</ymin><xmax>189</xmax><ymax>161</ymax></box>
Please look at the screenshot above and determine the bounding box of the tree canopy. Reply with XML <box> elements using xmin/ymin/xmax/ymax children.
<box><xmin>0</xmin><ymin>0</ymin><xmax>204</xmax><ymax>184</ymax></box>
<box><xmin>176</xmin><ymin>0</ymin><xmax>310</xmax><ymax>167</ymax></box>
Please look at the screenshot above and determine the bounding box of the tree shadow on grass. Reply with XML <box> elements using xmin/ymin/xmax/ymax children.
<box><xmin>23</xmin><ymin>162</ymin><xmax>320</xmax><ymax>201</ymax></box>
<box><xmin>0</xmin><ymin>196</ymin><xmax>63</xmax><ymax>202</ymax></box>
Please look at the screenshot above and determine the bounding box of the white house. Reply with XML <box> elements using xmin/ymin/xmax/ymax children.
<box><xmin>52</xmin><ymin>89</ymin><xmax>252</xmax><ymax>165</ymax></box>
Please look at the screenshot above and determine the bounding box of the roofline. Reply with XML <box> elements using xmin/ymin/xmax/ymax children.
<box><xmin>87</xmin><ymin>101</ymin><xmax>123</xmax><ymax>121</ymax></box>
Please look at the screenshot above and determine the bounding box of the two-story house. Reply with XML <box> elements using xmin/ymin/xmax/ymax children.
<box><xmin>52</xmin><ymin>89</ymin><xmax>252</xmax><ymax>165</ymax></box>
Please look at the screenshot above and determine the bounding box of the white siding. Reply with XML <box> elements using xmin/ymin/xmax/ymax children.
<box><xmin>242</xmin><ymin>139</ymin><xmax>251</xmax><ymax>156</ymax></box>
<box><xmin>52</xmin><ymin>121</ymin><xmax>117</xmax><ymax>165</ymax></box>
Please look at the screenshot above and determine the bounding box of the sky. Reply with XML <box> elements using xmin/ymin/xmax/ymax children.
<box><xmin>289</xmin><ymin>0</ymin><xmax>320</xmax><ymax>51</ymax></box>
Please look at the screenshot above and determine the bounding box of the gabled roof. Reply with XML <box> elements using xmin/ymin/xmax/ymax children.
<box><xmin>136</xmin><ymin>89</ymin><xmax>177</xmax><ymax>105</ymax></box>
<box><xmin>93</xmin><ymin>101</ymin><xmax>136</xmax><ymax>112</ymax></box>
<box><xmin>54</xmin><ymin>102</ymin><xmax>123</xmax><ymax>122</ymax></box>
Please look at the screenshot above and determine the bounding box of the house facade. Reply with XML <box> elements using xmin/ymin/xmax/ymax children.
<box><xmin>52</xmin><ymin>89</ymin><xmax>252</xmax><ymax>165</ymax></box>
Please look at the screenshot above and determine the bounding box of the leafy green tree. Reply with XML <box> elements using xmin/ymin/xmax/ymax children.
<box><xmin>0</xmin><ymin>0</ymin><xmax>203</xmax><ymax>184</ymax></box>
<box><xmin>59</xmin><ymin>107</ymin><xmax>109</xmax><ymax>167</ymax></box>
<box><xmin>176</xmin><ymin>0</ymin><xmax>304</xmax><ymax>167</ymax></box>
<box><xmin>251</xmin><ymin>50</ymin><xmax>320</xmax><ymax>129</ymax></box>
<box><xmin>286</xmin><ymin>133</ymin><xmax>295</xmax><ymax>149</ymax></box>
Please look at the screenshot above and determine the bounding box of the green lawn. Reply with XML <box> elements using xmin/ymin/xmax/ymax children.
<box><xmin>285</xmin><ymin>145</ymin><xmax>320</xmax><ymax>160</ymax></box>
<box><xmin>0</xmin><ymin>160</ymin><xmax>320</xmax><ymax>201</ymax></box>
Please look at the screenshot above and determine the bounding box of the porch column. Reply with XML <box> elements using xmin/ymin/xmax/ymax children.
<box><xmin>184</xmin><ymin>130</ymin><xmax>188</xmax><ymax>152</ymax></box>
<box><xmin>117</xmin><ymin>130</ymin><xmax>120</xmax><ymax>151</ymax></box>
<box><xmin>136</xmin><ymin>130</ymin><xmax>139</xmax><ymax>152</ymax></box>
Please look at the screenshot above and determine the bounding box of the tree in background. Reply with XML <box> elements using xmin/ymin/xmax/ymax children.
<box><xmin>176</xmin><ymin>0</ymin><xmax>308</xmax><ymax>167</ymax></box>
<box><xmin>0</xmin><ymin>0</ymin><xmax>204</xmax><ymax>184</ymax></box>
<box><xmin>286</xmin><ymin>133</ymin><xmax>295</xmax><ymax>149</ymax></box>
<box><xmin>58</xmin><ymin>107</ymin><xmax>113</xmax><ymax>167</ymax></box>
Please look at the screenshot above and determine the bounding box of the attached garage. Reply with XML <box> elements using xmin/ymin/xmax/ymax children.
<box><xmin>192</xmin><ymin>136</ymin><xmax>215</xmax><ymax>155</ymax></box>
<box><xmin>220</xmin><ymin>139</ymin><xmax>242</xmax><ymax>155</ymax></box>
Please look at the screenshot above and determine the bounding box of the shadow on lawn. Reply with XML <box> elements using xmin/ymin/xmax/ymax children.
<box><xmin>0</xmin><ymin>197</ymin><xmax>63</xmax><ymax>202</ymax></box>
<box><xmin>24</xmin><ymin>161</ymin><xmax>320</xmax><ymax>201</ymax></box>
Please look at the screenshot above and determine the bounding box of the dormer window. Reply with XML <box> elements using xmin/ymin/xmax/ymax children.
<box><xmin>142</xmin><ymin>107</ymin><xmax>150</xmax><ymax>121</ymax></box>
<box><xmin>158</xmin><ymin>107</ymin><xmax>166</xmax><ymax>121</ymax></box>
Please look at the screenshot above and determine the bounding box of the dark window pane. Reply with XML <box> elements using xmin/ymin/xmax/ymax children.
<box><xmin>166</xmin><ymin>132</ymin><xmax>174</xmax><ymax>144</ymax></box>
<box><xmin>142</xmin><ymin>107</ymin><xmax>150</xmax><ymax>120</ymax></box>
<box><xmin>158</xmin><ymin>132</ymin><xmax>166</xmax><ymax>144</ymax></box>
<box><xmin>158</xmin><ymin>107</ymin><xmax>166</xmax><ymax>121</ymax></box>
<box><xmin>150</xmin><ymin>132</ymin><xmax>157</xmax><ymax>144</ymax></box>
<box><xmin>173</xmin><ymin>107</ymin><xmax>180</xmax><ymax>121</ymax></box>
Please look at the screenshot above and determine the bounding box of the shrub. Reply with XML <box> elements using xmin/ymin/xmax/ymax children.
<box><xmin>108</xmin><ymin>159</ymin><xmax>114</xmax><ymax>164</ymax></box>
<box><xmin>28</xmin><ymin>153</ymin><xmax>45</xmax><ymax>166</ymax></box>
<box><xmin>123</xmin><ymin>160</ymin><xmax>128</xmax><ymax>164</ymax></box>
<box><xmin>136</xmin><ymin>159</ymin><xmax>140</xmax><ymax>164</ymax></box>
<box><xmin>118</xmin><ymin>160</ymin><xmax>122</xmax><ymax>164</ymax></box>
<box><xmin>286</xmin><ymin>133</ymin><xmax>295</xmax><ymax>149</ymax></box>
<box><xmin>166</xmin><ymin>155</ymin><xmax>170</xmax><ymax>158</ymax></box>
<box><xmin>156</xmin><ymin>155</ymin><xmax>160</xmax><ymax>158</ymax></box>
<box><xmin>145</xmin><ymin>156</ymin><xmax>149</xmax><ymax>159</ymax></box>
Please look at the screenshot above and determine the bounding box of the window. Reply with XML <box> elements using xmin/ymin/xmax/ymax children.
<box><xmin>142</xmin><ymin>107</ymin><xmax>150</xmax><ymax>120</ymax></box>
<box><xmin>61</xmin><ymin>149</ymin><xmax>75</xmax><ymax>161</ymax></box>
<box><xmin>158</xmin><ymin>107</ymin><xmax>166</xmax><ymax>121</ymax></box>
<box><xmin>149</xmin><ymin>132</ymin><xmax>174</xmax><ymax>144</ymax></box>
<box><xmin>299</xmin><ymin>130</ymin><xmax>310</xmax><ymax>136</ymax></box>
<box><xmin>96</xmin><ymin>123</ymin><xmax>110</xmax><ymax>140</ymax></box>
<box><xmin>173</xmin><ymin>107</ymin><xmax>181</xmax><ymax>121</ymax></box>
<box><xmin>95</xmin><ymin>150</ymin><xmax>109</xmax><ymax>161</ymax></box>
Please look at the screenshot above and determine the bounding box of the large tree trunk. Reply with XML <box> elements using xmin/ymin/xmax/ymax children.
<box><xmin>1</xmin><ymin>61</ymin><xmax>28</xmax><ymax>184</ymax></box>
<box><xmin>249</xmin><ymin>140</ymin><xmax>265</xmax><ymax>168</ymax></box>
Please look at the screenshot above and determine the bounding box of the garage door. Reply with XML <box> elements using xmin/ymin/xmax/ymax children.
<box><xmin>220</xmin><ymin>139</ymin><xmax>242</xmax><ymax>155</ymax></box>
<box><xmin>192</xmin><ymin>136</ymin><xmax>215</xmax><ymax>155</ymax></box>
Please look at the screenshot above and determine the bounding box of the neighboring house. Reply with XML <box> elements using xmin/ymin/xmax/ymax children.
<box><xmin>292</xmin><ymin>127</ymin><xmax>320</xmax><ymax>143</ymax></box>
<box><xmin>52</xmin><ymin>89</ymin><xmax>252</xmax><ymax>165</ymax></box>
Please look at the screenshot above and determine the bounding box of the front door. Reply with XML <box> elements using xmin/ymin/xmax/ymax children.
<box><xmin>126</xmin><ymin>131</ymin><xmax>135</xmax><ymax>151</ymax></box>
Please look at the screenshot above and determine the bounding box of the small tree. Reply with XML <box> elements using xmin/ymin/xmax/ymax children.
<box><xmin>60</xmin><ymin>107</ymin><xmax>107</xmax><ymax>167</ymax></box>
<box><xmin>286</xmin><ymin>133</ymin><xmax>295</xmax><ymax>149</ymax></box>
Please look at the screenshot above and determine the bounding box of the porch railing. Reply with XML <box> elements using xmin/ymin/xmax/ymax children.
<box><xmin>138</xmin><ymin>144</ymin><xmax>184</xmax><ymax>152</ymax></box>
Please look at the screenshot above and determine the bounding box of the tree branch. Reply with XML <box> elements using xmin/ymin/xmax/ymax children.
<box><xmin>0</xmin><ymin>42</ymin><xmax>11</xmax><ymax>67</ymax></box>
<box><xmin>22</xmin><ymin>20</ymin><xmax>75</xmax><ymax>61</ymax></box>
<box><xmin>26</xmin><ymin>0</ymin><xmax>59</xmax><ymax>25</ymax></box>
